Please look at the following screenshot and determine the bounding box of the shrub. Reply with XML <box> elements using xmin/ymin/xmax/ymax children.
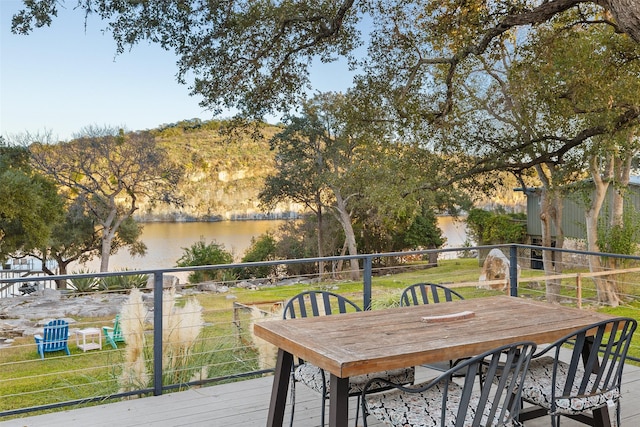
<box><xmin>236</xmin><ymin>232</ymin><xmax>278</xmax><ymax>279</ymax></box>
<box><xmin>68</xmin><ymin>270</ymin><xmax>99</xmax><ymax>293</ymax></box>
<box><xmin>100</xmin><ymin>270</ymin><xmax>150</xmax><ymax>291</ymax></box>
<box><xmin>176</xmin><ymin>238</ymin><xmax>234</xmax><ymax>284</ymax></box>
<box><xmin>466</xmin><ymin>208</ymin><xmax>527</xmax><ymax>245</ymax></box>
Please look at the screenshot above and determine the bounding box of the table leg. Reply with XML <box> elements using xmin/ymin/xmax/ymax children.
<box><xmin>328</xmin><ymin>374</ymin><xmax>349</xmax><ymax>427</ymax></box>
<box><xmin>266</xmin><ymin>348</ymin><xmax>293</xmax><ymax>427</ymax></box>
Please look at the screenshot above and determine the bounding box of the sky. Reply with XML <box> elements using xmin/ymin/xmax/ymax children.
<box><xmin>0</xmin><ymin>1</ymin><xmax>355</xmax><ymax>142</ymax></box>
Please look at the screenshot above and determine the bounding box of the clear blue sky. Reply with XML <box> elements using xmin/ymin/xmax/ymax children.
<box><xmin>0</xmin><ymin>1</ymin><xmax>354</xmax><ymax>142</ymax></box>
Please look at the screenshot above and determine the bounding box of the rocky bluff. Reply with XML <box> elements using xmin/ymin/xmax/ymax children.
<box><xmin>133</xmin><ymin>120</ymin><xmax>303</xmax><ymax>222</ymax></box>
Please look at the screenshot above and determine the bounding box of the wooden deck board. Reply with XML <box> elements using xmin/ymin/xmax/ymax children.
<box><xmin>2</xmin><ymin>364</ymin><xmax>639</xmax><ymax>426</ymax></box>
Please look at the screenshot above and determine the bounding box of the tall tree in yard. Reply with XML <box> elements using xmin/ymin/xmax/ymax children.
<box><xmin>30</xmin><ymin>128</ymin><xmax>183</xmax><ymax>271</ymax></box>
<box><xmin>0</xmin><ymin>140</ymin><xmax>63</xmax><ymax>262</ymax></box>
<box><xmin>516</xmin><ymin>18</ymin><xmax>640</xmax><ymax>306</ymax></box>
<box><xmin>264</xmin><ymin>93</ymin><xmax>370</xmax><ymax>280</ymax></box>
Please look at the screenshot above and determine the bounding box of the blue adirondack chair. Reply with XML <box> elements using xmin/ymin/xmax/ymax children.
<box><xmin>34</xmin><ymin>319</ymin><xmax>71</xmax><ymax>359</ymax></box>
<box><xmin>103</xmin><ymin>315</ymin><xmax>125</xmax><ymax>349</ymax></box>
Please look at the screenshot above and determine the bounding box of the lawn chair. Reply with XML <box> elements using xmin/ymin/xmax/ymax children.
<box><xmin>103</xmin><ymin>314</ymin><xmax>125</xmax><ymax>349</ymax></box>
<box><xmin>34</xmin><ymin>319</ymin><xmax>71</xmax><ymax>359</ymax></box>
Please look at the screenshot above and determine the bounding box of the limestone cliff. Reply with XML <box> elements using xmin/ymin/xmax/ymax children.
<box><xmin>133</xmin><ymin>120</ymin><xmax>303</xmax><ymax>222</ymax></box>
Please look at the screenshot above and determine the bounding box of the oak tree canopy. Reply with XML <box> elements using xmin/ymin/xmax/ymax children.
<box><xmin>11</xmin><ymin>0</ymin><xmax>640</xmax><ymax>122</ymax></box>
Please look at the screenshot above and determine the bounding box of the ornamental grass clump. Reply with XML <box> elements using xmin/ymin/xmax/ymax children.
<box><xmin>249</xmin><ymin>306</ymin><xmax>280</xmax><ymax>371</ymax></box>
<box><xmin>162</xmin><ymin>287</ymin><xmax>204</xmax><ymax>385</ymax></box>
<box><xmin>118</xmin><ymin>288</ymin><xmax>149</xmax><ymax>393</ymax></box>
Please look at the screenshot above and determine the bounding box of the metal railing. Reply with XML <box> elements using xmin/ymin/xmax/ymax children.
<box><xmin>1</xmin><ymin>243</ymin><xmax>640</xmax><ymax>417</ymax></box>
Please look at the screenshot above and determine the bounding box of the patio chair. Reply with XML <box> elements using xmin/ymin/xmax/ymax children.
<box><xmin>516</xmin><ymin>317</ymin><xmax>637</xmax><ymax>427</ymax></box>
<box><xmin>400</xmin><ymin>283</ymin><xmax>466</xmax><ymax>373</ymax></box>
<box><xmin>103</xmin><ymin>314</ymin><xmax>125</xmax><ymax>349</ymax></box>
<box><xmin>399</xmin><ymin>282</ymin><xmax>464</xmax><ymax>306</ymax></box>
<box><xmin>361</xmin><ymin>340</ymin><xmax>537</xmax><ymax>427</ymax></box>
<box><xmin>283</xmin><ymin>290</ymin><xmax>415</xmax><ymax>427</ymax></box>
<box><xmin>34</xmin><ymin>319</ymin><xmax>71</xmax><ymax>359</ymax></box>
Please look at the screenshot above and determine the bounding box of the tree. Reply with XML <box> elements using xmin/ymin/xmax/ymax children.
<box><xmin>27</xmin><ymin>196</ymin><xmax>147</xmax><ymax>288</ymax></box>
<box><xmin>0</xmin><ymin>140</ymin><xmax>63</xmax><ymax>261</ymax></box>
<box><xmin>236</xmin><ymin>232</ymin><xmax>278</xmax><ymax>279</ymax></box>
<box><xmin>430</xmin><ymin>5</ymin><xmax>640</xmax><ymax>304</ymax></box>
<box><xmin>268</xmin><ymin>93</ymin><xmax>367</xmax><ymax>279</ymax></box>
<box><xmin>30</xmin><ymin>127</ymin><xmax>183</xmax><ymax>271</ymax></box>
<box><xmin>512</xmin><ymin>18</ymin><xmax>640</xmax><ymax>306</ymax></box>
<box><xmin>259</xmin><ymin>112</ymin><xmax>328</xmax><ymax>277</ymax></box>
<box><xmin>11</xmin><ymin>1</ymin><xmax>640</xmax><ymax>124</ymax></box>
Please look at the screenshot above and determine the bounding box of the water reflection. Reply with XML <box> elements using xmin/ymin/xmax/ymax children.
<box><xmin>74</xmin><ymin>217</ymin><xmax>468</xmax><ymax>272</ymax></box>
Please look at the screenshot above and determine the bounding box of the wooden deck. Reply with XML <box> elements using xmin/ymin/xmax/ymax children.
<box><xmin>2</xmin><ymin>363</ymin><xmax>640</xmax><ymax>427</ymax></box>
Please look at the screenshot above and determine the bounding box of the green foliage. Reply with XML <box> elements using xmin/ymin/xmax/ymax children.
<box><xmin>236</xmin><ymin>233</ymin><xmax>278</xmax><ymax>279</ymax></box>
<box><xmin>99</xmin><ymin>270</ymin><xmax>149</xmax><ymax>291</ymax></box>
<box><xmin>0</xmin><ymin>144</ymin><xmax>64</xmax><ymax>260</ymax></box>
<box><xmin>402</xmin><ymin>208</ymin><xmax>446</xmax><ymax>250</ymax></box>
<box><xmin>29</xmin><ymin>127</ymin><xmax>180</xmax><ymax>271</ymax></box>
<box><xmin>273</xmin><ymin>218</ymin><xmax>329</xmax><ymax>276</ymax></box>
<box><xmin>176</xmin><ymin>238</ymin><xmax>234</xmax><ymax>284</ymax></box>
<box><xmin>466</xmin><ymin>208</ymin><xmax>527</xmax><ymax>245</ymax></box>
<box><xmin>68</xmin><ymin>270</ymin><xmax>100</xmax><ymax>293</ymax></box>
<box><xmin>598</xmin><ymin>206</ymin><xmax>640</xmax><ymax>258</ymax></box>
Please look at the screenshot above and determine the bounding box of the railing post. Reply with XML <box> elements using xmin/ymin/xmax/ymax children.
<box><xmin>363</xmin><ymin>256</ymin><xmax>372</xmax><ymax>310</ymax></box>
<box><xmin>577</xmin><ymin>273</ymin><xmax>582</xmax><ymax>309</ymax></box>
<box><xmin>153</xmin><ymin>272</ymin><xmax>164</xmax><ymax>396</ymax></box>
<box><xmin>509</xmin><ymin>245</ymin><xmax>518</xmax><ymax>297</ymax></box>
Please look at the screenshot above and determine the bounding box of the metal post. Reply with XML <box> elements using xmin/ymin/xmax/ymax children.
<box><xmin>153</xmin><ymin>272</ymin><xmax>163</xmax><ymax>396</ymax></box>
<box><xmin>509</xmin><ymin>245</ymin><xmax>518</xmax><ymax>297</ymax></box>
<box><xmin>363</xmin><ymin>256</ymin><xmax>372</xmax><ymax>310</ymax></box>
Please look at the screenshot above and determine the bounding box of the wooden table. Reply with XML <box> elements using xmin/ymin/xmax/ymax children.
<box><xmin>253</xmin><ymin>295</ymin><xmax>615</xmax><ymax>427</ymax></box>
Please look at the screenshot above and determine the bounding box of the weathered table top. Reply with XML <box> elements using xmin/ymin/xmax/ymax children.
<box><xmin>254</xmin><ymin>295</ymin><xmax>614</xmax><ymax>378</ymax></box>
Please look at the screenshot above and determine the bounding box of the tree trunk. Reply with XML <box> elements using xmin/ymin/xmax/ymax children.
<box><xmin>585</xmin><ymin>156</ymin><xmax>620</xmax><ymax>306</ymax></box>
<box><xmin>100</xmin><ymin>235</ymin><xmax>111</xmax><ymax>272</ymax></box>
<box><xmin>602</xmin><ymin>0</ymin><xmax>640</xmax><ymax>43</ymax></box>
<box><xmin>538</xmin><ymin>187</ymin><xmax>561</xmax><ymax>303</ymax></box>
<box><xmin>315</xmin><ymin>197</ymin><xmax>325</xmax><ymax>278</ymax></box>
<box><xmin>333</xmin><ymin>189</ymin><xmax>360</xmax><ymax>281</ymax></box>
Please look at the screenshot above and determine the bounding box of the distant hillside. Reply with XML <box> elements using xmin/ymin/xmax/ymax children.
<box><xmin>128</xmin><ymin>118</ymin><xmax>524</xmax><ymax>222</ymax></box>
<box><xmin>134</xmin><ymin>119</ymin><xmax>304</xmax><ymax>222</ymax></box>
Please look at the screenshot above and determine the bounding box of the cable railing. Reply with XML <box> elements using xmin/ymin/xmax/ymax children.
<box><xmin>1</xmin><ymin>243</ymin><xmax>640</xmax><ymax>418</ymax></box>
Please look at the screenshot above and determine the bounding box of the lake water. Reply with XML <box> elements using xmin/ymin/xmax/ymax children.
<box><xmin>74</xmin><ymin>217</ymin><xmax>468</xmax><ymax>272</ymax></box>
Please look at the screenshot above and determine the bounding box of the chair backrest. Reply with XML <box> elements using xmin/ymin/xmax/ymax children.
<box><xmin>282</xmin><ymin>290</ymin><xmax>361</xmax><ymax>319</ymax></box>
<box><xmin>536</xmin><ymin>317</ymin><xmax>637</xmax><ymax>402</ymax></box>
<box><xmin>113</xmin><ymin>314</ymin><xmax>123</xmax><ymax>338</ymax></box>
<box><xmin>42</xmin><ymin>319</ymin><xmax>69</xmax><ymax>351</ymax></box>
<box><xmin>399</xmin><ymin>283</ymin><xmax>464</xmax><ymax>306</ymax></box>
<box><xmin>363</xmin><ymin>341</ymin><xmax>537</xmax><ymax>426</ymax></box>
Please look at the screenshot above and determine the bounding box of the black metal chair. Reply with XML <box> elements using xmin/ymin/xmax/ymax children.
<box><xmin>516</xmin><ymin>317</ymin><xmax>637</xmax><ymax>427</ymax></box>
<box><xmin>361</xmin><ymin>341</ymin><xmax>537</xmax><ymax>427</ymax></box>
<box><xmin>399</xmin><ymin>282</ymin><xmax>464</xmax><ymax>307</ymax></box>
<box><xmin>400</xmin><ymin>283</ymin><xmax>466</xmax><ymax>372</ymax></box>
<box><xmin>283</xmin><ymin>290</ymin><xmax>415</xmax><ymax>427</ymax></box>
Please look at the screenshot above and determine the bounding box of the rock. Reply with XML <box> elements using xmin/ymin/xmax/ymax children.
<box><xmin>146</xmin><ymin>274</ymin><xmax>180</xmax><ymax>291</ymax></box>
<box><xmin>478</xmin><ymin>248</ymin><xmax>520</xmax><ymax>291</ymax></box>
<box><xmin>41</xmin><ymin>288</ymin><xmax>62</xmax><ymax>300</ymax></box>
<box><xmin>197</xmin><ymin>282</ymin><xmax>218</xmax><ymax>292</ymax></box>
